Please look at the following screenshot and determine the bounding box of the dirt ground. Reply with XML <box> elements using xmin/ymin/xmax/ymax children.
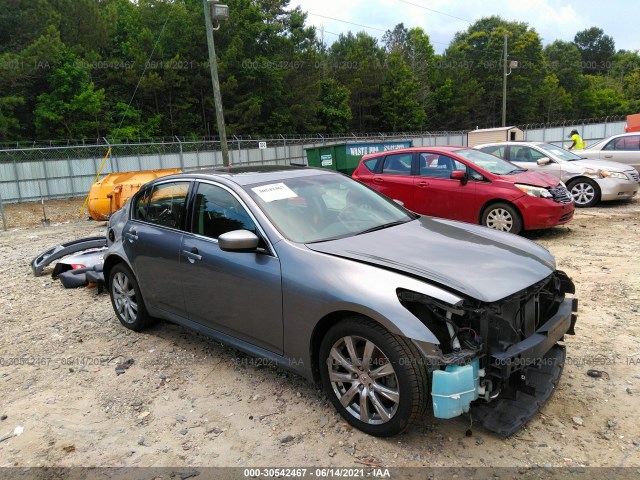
<box><xmin>0</xmin><ymin>197</ymin><xmax>639</xmax><ymax>471</ymax></box>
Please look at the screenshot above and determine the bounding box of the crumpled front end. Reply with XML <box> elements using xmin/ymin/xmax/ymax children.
<box><xmin>399</xmin><ymin>270</ymin><xmax>577</xmax><ymax>436</ymax></box>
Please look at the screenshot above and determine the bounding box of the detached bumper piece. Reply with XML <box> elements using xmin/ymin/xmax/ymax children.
<box><xmin>31</xmin><ymin>236</ymin><xmax>107</xmax><ymax>276</ymax></box>
<box><xmin>59</xmin><ymin>264</ymin><xmax>105</xmax><ymax>293</ymax></box>
<box><xmin>471</xmin><ymin>345</ymin><xmax>565</xmax><ymax>437</ymax></box>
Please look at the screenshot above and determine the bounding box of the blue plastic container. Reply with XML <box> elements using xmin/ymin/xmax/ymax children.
<box><xmin>431</xmin><ymin>360</ymin><xmax>480</xmax><ymax>419</ymax></box>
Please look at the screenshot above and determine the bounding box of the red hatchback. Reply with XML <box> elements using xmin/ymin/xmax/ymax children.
<box><xmin>352</xmin><ymin>146</ymin><xmax>574</xmax><ymax>234</ymax></box>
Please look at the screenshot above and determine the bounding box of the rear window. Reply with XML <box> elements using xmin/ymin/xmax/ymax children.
<box><xmin>363</xmin><ymin>158</ymin><xmax>378</xmax><ymax>172</ymax></box>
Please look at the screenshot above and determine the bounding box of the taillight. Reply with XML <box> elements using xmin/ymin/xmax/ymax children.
<box><xmin>71</xmin><ymin>264</ymin><xmax>86</xmax><ymax>270</ymax></box>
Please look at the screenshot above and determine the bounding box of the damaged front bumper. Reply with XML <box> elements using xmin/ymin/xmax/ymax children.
<box><xmin>404</xmin><ymin>271</ymin><xmax>578</xmax><ymax>436</ymax></box>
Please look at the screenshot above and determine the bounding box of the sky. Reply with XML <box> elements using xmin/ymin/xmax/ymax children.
<box><xmin>289</xmin><ymin>0</ymin><xmax>638</xmax><ymax>54</ymax></box>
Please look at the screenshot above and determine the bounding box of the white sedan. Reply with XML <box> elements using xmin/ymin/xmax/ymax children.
<box><xmin>475</xmin><ymin>141</ymin><xmax>639</xmax><ymax>207</ymax></box>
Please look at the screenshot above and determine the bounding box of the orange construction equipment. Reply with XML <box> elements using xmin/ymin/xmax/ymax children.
<box><xmin>625</xmin><ymin>114</ymin><xmax>640</xmax><ymax>133</ymax></box>
<box><xmin>87</xmin><ymin>169</ymin><xmax>181</xmax><ymax>220</ymax></box>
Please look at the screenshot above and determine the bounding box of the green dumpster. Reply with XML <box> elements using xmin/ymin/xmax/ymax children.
<box><xmin>305</xmin><ymin>141</ymin><xmax>412</xmax><ymax>175</ymax></box>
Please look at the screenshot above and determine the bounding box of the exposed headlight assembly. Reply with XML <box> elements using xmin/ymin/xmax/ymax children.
<box><xmin>515</xmin><ymin>184</ymin><xmax>553</xmax><ymax>198</ymax></box>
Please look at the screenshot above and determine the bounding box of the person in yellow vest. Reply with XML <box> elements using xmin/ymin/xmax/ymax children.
<box><xmin>567</xmin><ymin>129</ymin><xmax>585</xmax><ymax>150</ymax></box>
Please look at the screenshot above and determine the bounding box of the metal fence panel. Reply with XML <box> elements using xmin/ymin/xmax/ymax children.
<box><xmin>0</xmin><ymin>122</ymin><xmax>626</xmax><ymax>204</ymax></box>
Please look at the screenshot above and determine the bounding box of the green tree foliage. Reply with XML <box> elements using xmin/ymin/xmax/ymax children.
<box><xmin>328</xmin><ymin>32</ymin><xmax>386</xmax><ymax>132</ymax></box>
<box><xmin>316</xmin><ymin>79</ymin><xmax>352</xmax><ymax>132</ymax></box>
<box><xmin>382</xmin><ymin>51</ymin><xmax>426</xmax><ymax>131</ymax></box>
<box><xmin>439</xmin><ymin>16</ymin><xmax>545</xmax><ymax>128</ymax></box>
<box><xmin>574</xmin><ymin>27</ymin><xmax>615</xmax><ymax>74</ymax></box>
<box><xmin>34</xmin><ymin>50</ymin><xmax>106</xmax><ymax>138</ymax></box>
<box><xmin>0</xmin><ymin>3</ymin><xmax>637</xmax><ymax>141</ymax></box>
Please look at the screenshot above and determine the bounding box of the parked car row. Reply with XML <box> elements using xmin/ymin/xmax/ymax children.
<box><xmin>352</xmin><ymin>146</ymin><xmax>575</xmax><ymax>234</ymax></box>
<box><xmin>475</xmin><ymin>141</ymin><xmax>639</xmax><ymax>208</ymax></box>
<box><xmin>352</xmin><ymin>136</ymin><xmax>639</xmax><ymax>234</ymax></box>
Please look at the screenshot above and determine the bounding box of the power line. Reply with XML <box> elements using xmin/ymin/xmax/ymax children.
<box><xmin>117</xmin><ymin>9</ymin><xmax>173</xmax><ymax>131</ymax></box>
<box><xmin>398</xmin><ymin>0</ymin><xmax>473</xmax><ymax>25</ymax></box>
<box><xmin>307</xmin><ymin>12</ymin><xmax>387</xmax><ymax>33</ymax></box>
<box><xmin>307</xmin><ymin>11</ymin><xmax>450</xmax><ymax>46</ymax></box>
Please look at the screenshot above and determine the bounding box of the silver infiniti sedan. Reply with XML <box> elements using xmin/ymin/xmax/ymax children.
<box><xmin>104</xmin><ymin>166</ymin><xmax>578</xmax><ymax>437</ymax></box>
<box><xmin>475</xmin><ymin>141</ymin><xmax>639</xmax><ymax>207</ymax></box>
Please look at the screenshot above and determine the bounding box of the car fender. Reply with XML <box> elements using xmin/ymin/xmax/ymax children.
<box><xmin>279</xmin><ymin>244</ymin><xmax>463</xmax><ymax>350</ymax></box>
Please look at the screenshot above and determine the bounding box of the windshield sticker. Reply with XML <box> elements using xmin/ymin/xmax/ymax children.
<box><xmin>252</xmin><ymin>183</ymin><xmax>298</xmax><ymax>202</ymax></box>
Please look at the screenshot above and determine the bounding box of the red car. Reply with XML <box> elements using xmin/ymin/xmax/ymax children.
<box><xmin>352</xmin><ymin>146</ymin><xmax>574</xmax><ymax>234</ymax></box>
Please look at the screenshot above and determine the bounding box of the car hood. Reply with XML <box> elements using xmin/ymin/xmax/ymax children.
<box><xmin>571</xmin><ymin>158</ymin><xmax>635</xmax><ymax>172</ymax></box>
<box><xmin>306</xmin><ymin>217</ymin><xmax>556</xmax><ymax>303</ymax></box>
<box><xmin>506</xmin><ymin>170</ymin><xmax>559</xmax><ymax>187</ymax></box>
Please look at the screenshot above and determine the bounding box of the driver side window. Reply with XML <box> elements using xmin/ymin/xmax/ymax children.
<box><xmin>193</xmin><ymin>183</ymin><xmax>256</xmax><ymax>239</ymax></box>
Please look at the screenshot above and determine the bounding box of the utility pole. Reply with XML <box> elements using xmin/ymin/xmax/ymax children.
<box><xmin>502</xmin><ymin>33</ymin><xmax>508</xmax><ymax>127</ymax></box>
<box><xmin>203</xmin><ymin>0</ymin><xmax>230</xmax><ymax>166</ymax></box>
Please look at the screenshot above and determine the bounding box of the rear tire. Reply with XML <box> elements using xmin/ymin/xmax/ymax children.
<box><xmin>319</xmin><ymin>317</ymin><xmax>429</xmax><ymax>437</ymax></box>
<box><xmin>567</xmin><ymin>178</ymin><xmax>600</xmax><ymax>208</ymax></box>
<box><xmin>482</xmin><ymin>202</ymin><xmax>522</xmax><ymax>234</ymax></box>
<box><xmin>108</xmin><ymin>263</ymin><xmax>154</xmax><ymax>331</ymax></box>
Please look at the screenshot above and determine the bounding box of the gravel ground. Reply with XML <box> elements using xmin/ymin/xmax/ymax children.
<box><xmin>0</xmin><ymin>197</ymin><xmax>639</xmax><ymax>470</ymax></box>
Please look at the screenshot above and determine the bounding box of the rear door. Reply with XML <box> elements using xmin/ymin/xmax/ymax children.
<box><xmin>180</xmin><ymin>181</ymin><xmax>283</xmax><ymax>354</ymax></box>
<box><xmin>124</xmin><ymin>180</ymin><xmax>191</xmax><ymax>317</ymax></box>
<box><xmin>412</xmin><ymin>153</ymin><xmax>478</xmax><ymax>222</ymax></box>
<box><xmin>368</xmin><ymin>153</ymin><xmax>415</xmax><ymax>208</ymax></box>
<box><xmin>598</xmin><ymin>135</ymin><xmax>640</xmax><ymax>170</ymax></box>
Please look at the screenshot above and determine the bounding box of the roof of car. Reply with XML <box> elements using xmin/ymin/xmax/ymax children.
<box><xmin>170</xmin><ymin>164</ymin><xmax>336</xmax><ymax>186</ymax></box>
<box><xmin>361</xmin><ymin>145</ymin><xmax>468</xmax><ymax>158</ymax></box>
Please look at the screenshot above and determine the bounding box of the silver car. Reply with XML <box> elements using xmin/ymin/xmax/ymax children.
<box><xmin>579</xmin><ymin>132</ymin><xmax>640</xmax><ymax>172</ymax></box>
<box><xmin>104</xmin><ymin>166</ymin><xmax>577</xmax><ymax>437</ymax></box>
<box><xmin>475</xmin><ymin>142</ymin><xmax>639</xmax><ymax>207</ymax></box>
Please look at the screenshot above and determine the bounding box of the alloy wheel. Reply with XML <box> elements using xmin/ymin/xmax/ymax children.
<box><xmin>327</xmin><ymin>335</ymin><xmax>400</xmax><ymax>425</ymax></box>
<box><xmin>112</xmin><ymin>271</ymin><xmax>138</xmax><ymax>324</ymax></box>
<box><xmin>570</xmin><ymin>182</ymin><xmax>595</xmax><ymax>206</ymax></box>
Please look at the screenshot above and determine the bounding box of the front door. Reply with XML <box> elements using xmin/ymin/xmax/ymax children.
<box><xmin>180</xmin><ymin>182</ymin><xmax>284</xmax><ymax>354</ymax></box>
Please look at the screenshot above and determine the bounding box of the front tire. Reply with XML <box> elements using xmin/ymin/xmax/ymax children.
<box><xmin>319</xmin><ymin>317</ymin><xmax>429</xmax><ymax>437</ymax></box>
<box><xmin>567</xmin><ymin>178</ymin><xmax>600</xmax><ymax>207</ymax></box>
<box><xmin>482</xmin><ymin>202</ymin><xmax>522</xmax><ymax>234</ymax></box>
<box><xmin>109</xmin><ymin>263</ymin><xmax>154</xmax><ymax>331</ymax></box>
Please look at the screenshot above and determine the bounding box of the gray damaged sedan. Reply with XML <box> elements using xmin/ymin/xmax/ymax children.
<box><xmin>104</xmin><ymin>166</ymin><xmax>578</xmax><ymax>437</ymax></box>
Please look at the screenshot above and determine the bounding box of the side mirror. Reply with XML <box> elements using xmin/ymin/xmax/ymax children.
<box><xmin>450</xmin><ymin>170</ymin><xmax>468</xmax><ymax>185</ymax></box>
<box><xmin>537</xmin><ymin>157</ymin><xmax>551</xmax><ymax>166</ymax></box>
<box><xmin>218</xmin><ymin>230</ymin><xmax>259</xmax><ymax>251</ymax></box>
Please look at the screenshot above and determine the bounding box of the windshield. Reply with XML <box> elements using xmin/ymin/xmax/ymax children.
<box><xmin>245</xmin><ymin>174</ymin><xmax>415</xmax><ymax>243</ymax></box>
<box><xmin>538</xmin><ymin>143</ymin><xmax>582</xmax><ymax>161</ymax></box>
<box><xmin>454</xmin><ymin>148</ymin><xmax>523</xmax><ymax>175</ymax></box>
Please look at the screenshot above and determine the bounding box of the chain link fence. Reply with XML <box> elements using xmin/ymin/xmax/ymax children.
<box><xmin>0</xmin><ymin>118</ymin><xmax>629</xmax><ymax>220</ymax></box>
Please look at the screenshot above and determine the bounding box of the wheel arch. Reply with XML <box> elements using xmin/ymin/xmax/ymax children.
<box><xmin>103</xmin><ymin>254</ymin><xmax>129</xmax><ymax>290</ymax></box>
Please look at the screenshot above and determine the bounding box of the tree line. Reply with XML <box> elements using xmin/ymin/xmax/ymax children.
<box><xmin>0</xmin><ymin>0</ymin><xmax>638</xmax><ymax>141</ymax></box>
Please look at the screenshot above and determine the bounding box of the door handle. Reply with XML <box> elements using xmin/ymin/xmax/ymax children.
<box><xmin>373</xmin><ymin>177</ymin><xmax>384</xmax><ymax>183</ymax></box>
<box><xmin>604</xmin><ymin>155</ymin><xmax>613</xmax><ymax>158</ymax></box>
<box><xmin>417</xmin><ymin>181</ymin><xmax>429</xmax><ymax>187</ymax></box>
<box><xmin>183</xmin><ymin>247</ymin><xmax>202</xmax><ymax>263</ymax></box>
<box><xmin>125</xmin><ymin>229</ymin><xmax>138</xmax><ymax>242</ymax></box>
